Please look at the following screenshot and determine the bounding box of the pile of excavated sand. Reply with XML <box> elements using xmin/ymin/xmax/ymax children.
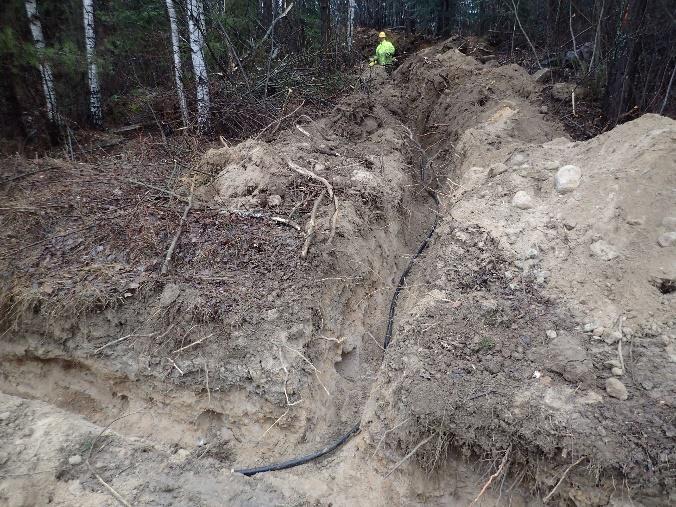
<box><xmin>364</xmin><ymin>46</ymin><xmax>675</xmax><ymax>505</ymax></box>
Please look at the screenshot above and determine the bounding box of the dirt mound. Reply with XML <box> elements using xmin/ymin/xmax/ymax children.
<box><xmin>1</xmin><ymin>39</ymin><xmax>674</xmax><ymax>506</ymax></box>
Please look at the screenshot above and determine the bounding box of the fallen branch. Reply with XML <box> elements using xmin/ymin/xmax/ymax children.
<box><xmin>287</xmin><ymin>160</ymin><xmax>334</xmax><ymax>198</ymax></box>
<box><xmin>301</xmin><ymin>190</ymin><xmax>326</xmax><ymax>258</ymax></box>
<box><xmin>384</xmin><ymin>434</ymin><xmax>434</xmax><ymax>478</ymax></box>
<box><xmin>470</xmin><ymin>445</ymin><xmax>512</xmax><ymax>506</ymax></box>
<box><xmin>287</xmin><ymin>160</ymin><xmax>339</xmax><ymax>247</ymax></box>
<box><xmin>125</xmin><ymin>178</ymin><xmax>189</xmax><ymax>202</ymax></box>
<box><xmin>171</xmin><ymin>333</ymin><xmax>214</xmax><ymax>355</ymax></box>
<box><xmin>225</xmin><ymin>209</ymin><xmax>301</xmax><ymax>231</ymax></box>
<box><xmin>161</xmin><ymin>181</ymin><xmax>194</xmax><ymax>275</ymax></box>
<box><xmin>0</xmin><ymin>165</ymin><xmax>58</xmax><ymax>185</ymax></box>
<box><xmin>255</xmin><ymin>99</ymin><xmax>305</xmax><ymax>140</ymax></box>
<box><xmin>86</xmin><ymin>412</ymin><xmax>143</xmax><ymax>506</ymax></box>
<box><xmin>543</xmin><ymin>456</ymin><xmax>586</xmax><ymax>503</ymax></box>
<box><xmin>94</xmin><ymin>332</ymin><xmax>156</xmax><ymax>354</ymax></box>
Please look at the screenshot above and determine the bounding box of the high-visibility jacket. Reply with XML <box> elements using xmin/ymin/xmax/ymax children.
<box><xmin>375</xmin><ymin>40</ymin><xmax>395</xmax><ymax>65</ymax></box>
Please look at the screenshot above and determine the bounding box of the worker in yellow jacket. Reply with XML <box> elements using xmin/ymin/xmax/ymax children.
<box><xmin>370</xmin><ymin>32</ymin><xmax>395</xmax><ymax>68</ymax></box>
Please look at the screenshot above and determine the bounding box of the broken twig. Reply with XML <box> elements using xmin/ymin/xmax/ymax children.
<box><xmin>161</xmin><ymin>181</ymin><xmax>194</xmax><ymax>274</ymax></box>
<box><xmin>171</xmin><ymin>333</ymin><xmax>214</xmax><ymax>355</ymax></box>
<box><xmin>301</xmin><ymin>189</ymin><xmax>326</xmax><ymax>258</ymax></box>
<box><xmin>543</xmin><ymin>456</ymin><xmax>586</xmax><ymax>503</ymax></box>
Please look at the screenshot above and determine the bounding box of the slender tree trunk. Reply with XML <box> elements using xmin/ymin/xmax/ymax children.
<box><xmin>347</xmin><ymin>0</ymin><xmax>356</xmax><ymax>49</ymax></box>
<box><xmin>187</xmin><ymin>0</ymin><xmax>210</xmax><ymax>132</ymax></box>
<box><xmin>319</xmin><ymin>0</ymin><xmax>330</xmax><ymax>47</ymax></box>
<box><xmin>82</xmin><ymin>0</ymin><xmax>103</xmax><ymax>127</ymax></box>
<box><xmin>24</xmin><ymin>0</ymin><xmax>58</xmax><ymax>125</ymax></box>
<box><xmin>604</xmin><ymin>0</ymin><xmax>648</xmax><ymax>125</ymax></box>
<box><xmin>262</xmin><ymin>0</ymin><xmax>273</xmax><ymax>28</ymax></box>
<box><xmin>165</xmin><ymin>0</ymin><xmax>189</xmax><ymax>128</ymax></box>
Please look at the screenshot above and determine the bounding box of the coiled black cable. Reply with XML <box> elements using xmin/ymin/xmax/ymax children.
<box><xmin>234</xmin><ymin>147</ymin><xmax>440</xmax><ymax>477</ymax></box>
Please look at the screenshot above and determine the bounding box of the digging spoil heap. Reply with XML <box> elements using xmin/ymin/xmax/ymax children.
<box><xmin>1</xmin><ymin>40</ymin><xmax>675</xmax><ymax>506</ymax></box>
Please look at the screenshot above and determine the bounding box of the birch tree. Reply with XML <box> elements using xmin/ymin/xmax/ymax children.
<box><xmin>347</xmin><ymin>0</ymin><xmax>357</xmax><ymax>49</ymax></box>
<box><xmin>165</xmin><ymin>0</ymin><xmax>189</xmax><ymax>128</ymax></box>
<box><xmin>186</xmin><ymin>0</ymin><xmax>210</xmax><ymax>132</ymax></box>
<box><xmin>24</xmin><ymin>0</ymin><xmax>58</xmax><ymax>125</ymax></box>
<box><xmin>82</xmin><ymin>0</ymin><xmax>103</xmax><ymax>127</ymax></box>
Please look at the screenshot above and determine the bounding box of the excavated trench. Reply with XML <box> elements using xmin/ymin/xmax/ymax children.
<box><xmin>2</xmin><ymin>45</ymin><xmax>675</xmax><ymax>506</ymax></box>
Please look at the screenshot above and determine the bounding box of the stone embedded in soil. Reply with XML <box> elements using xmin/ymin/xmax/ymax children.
<box><xmin>590</xmin><ymin>240</ymin><xmax>619</xmax><ymax>261</ymax></box>
<box><xmin>546</xmin><ymin>330</ymin><xmax>557</xmax><ymax>339</ymax></box>
<box><xmin>159</xmin><ymin>284</ymin><xmax>181</xmax><ymax>307</ymax></box>
<box><xmin>488</xmin><ymin>162</ymin><xmax>508</xmax><ymax>177</ymax></box>
<box><xmin>611</xmin><ymin>367</ymin><xmax>624</xmax><ymax>376</ymax></box>
<box><xmin>592</xmin><ymin>326</ymin><xmax>605</xmax><ymax>337</ymax></box>
<box><xmin>555</xmin><ymin>165</ymin><xmax>582</xmax><ymax>193</ymax></box>
<box><xmin>605</xmin><ymin>377</ymin><xmax>629</xmax><ymax>400</ymax></box>
<box><xmin>512</xmin><ymin>191</ymin><xmax>534</xmax><ymax>210</ymax></box>
<box><xmin>543</xmin><ymin>160</ymin><xmax>560</xmax><ymax>171</ymax></box>
<box><xmin>68</xmin><ymin>455</ymin><xmax>83</xmax><ymax>465</ymax></box>
<box><xmin>626</xmin><ymin>216</ymin><xmax>645</xmax><ymax>226</ymax></box>
<box><xmin>604</xmin><ymin>331</ymin><xmax>622</xmax><ymax>345</ymax></box>
<box><xmin>267</xmin><ymin>194</ymin><xmax>282</xmax><ymax>207</ymax></box>
<box><xmin>657</xmin><ymin>232</ymin><xmax>676</xmax><ymax>247</ymax></box>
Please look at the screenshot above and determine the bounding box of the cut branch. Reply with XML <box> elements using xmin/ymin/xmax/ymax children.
<box><xmin>161</xmin><ymin>181</ymin><xmax>194</xmax><ymax>274</ymax></box>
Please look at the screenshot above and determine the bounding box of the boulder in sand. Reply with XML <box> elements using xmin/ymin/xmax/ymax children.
<box><xmin>555</xmin><ymin>165</ymin><xmax>582</xmax><ymax>193</ymax></box>
<box><xmin>512</xmin><ymin>191</ymin><xmax>534</xmax><ymax>210</ymax></box>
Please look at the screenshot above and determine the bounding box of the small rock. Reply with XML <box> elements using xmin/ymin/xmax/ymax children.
<box><xmin>0</xmin><ymin>412</ymin><xmax>10</xmax><ymax>421</ymax></box>
<box><xmin>563</xmin><ymin>219</ymin><xmax>577</xmax><ymax>230</ymax></box>
<box><xmin>583</xmin><ymin>323</ymin><xmax>596</xmax><ymax>333</ymax></box>
<box><xmin>533</xmin><ymin>68</ymin><xmax>553</xmax><ymax>83</ymax></box>
<box><xmin>509</xmin><ymin>152</ymin><xmax>528</xmax><ymax>167</ymax></box>
<box><xmin>512</xmin><ymin>191</ymin><xmax>534</xmax><ymax>210</ymax></box>
<box><xmin>543</xmin><ymin>160</ymin><xmax>559</xmax><ymax>171</ymax></box>
<box><xmin>590</xmin><ymin>240</ymin><xmax>619</xmax><ymax>261</ymax></box>
<box><xmin>604</xmin><ymin>359</ymin><xmax>621</xmax><ymax>369</ymax></box>
<box><xmin>488</xmin><ymin>162</ymin><xmax>508</xmax><ymax>178</ymax></box>
<box><xmin>604</xmin><ymin>331</ymin><xmax>622</xmax><ymax>345</ymax></box>
<box><xmin>593</xmin><ymin>326</ymin><xmax>605</xmax><ymax>337</ymax></box>
<box><xmin>555</xmin><ymin>165</ymin><xmax>582</xmax><ymax>193</ymax></box>
<box><xmin>540</xmin><ymin>106</ymin><xmax>549</xmax><ymax>114</ymax></box>
<box><xmin>626</xmin><ymin>216</ymin><xmax>645</xmax><ymax>226</ymax></box>
<box><xmin>662</xmin><ymin>217</ymin><xmax>676</xmax><ymax>230</ymax></box>
<box><xmin>68</xmin><ymin>455</ymin><xmax>83</xmax><ymax>466</ymax></box>
<box><xmin>611</xmin><ymin>367</ymin><xmax>624</xmax><ymax>376</ymax></box>
<box><xmin>314</xmin><ymin>163</ymin><xmax>326</xmax><ymax>172</ymax></box>
<box><xmin>605</xmin><ymin>377</ymin><xmax>628</xmax><ymax>400</ymax></box>
<box><xmin>159</xmin><ymin>284</ymin><xmax>180</xmax><ymax>307</ymax></box>
<box><xmin>526</xmin><ymin>247</ymin><xmax>539</xmax><ymax>259</ymax></box>
<box><xmin>657</xmin><ymin>232</ymin><xmax>676</xmax><ymax>248</ymax></box>
<box><xmin>546</xmin><ymin>330</ymin><xmax>557</xmax><ymax>339</ymax></box>
<box><xmin>267</xmin><ymin>194</ymin><xmax>282</xmax><ymax>207</ymax></box>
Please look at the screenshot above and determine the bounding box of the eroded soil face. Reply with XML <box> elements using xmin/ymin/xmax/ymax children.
<box><xmin>1</xmin><ymin>41</ymin><xmax>675</xmax><ymax>506</ymax></box>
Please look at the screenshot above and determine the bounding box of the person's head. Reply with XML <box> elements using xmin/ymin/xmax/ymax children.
<box><xmin>378</xmin><ymin>32</ymin><xmax>386</xmax><ymax>41</ymax></box>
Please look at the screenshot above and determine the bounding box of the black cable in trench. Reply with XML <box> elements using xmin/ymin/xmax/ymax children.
<box><xmin>234</xmin><ymin>151</ymin><xmax>440</xmax><ymax>478</ymax></box>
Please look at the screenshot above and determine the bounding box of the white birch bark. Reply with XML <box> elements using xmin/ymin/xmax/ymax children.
<box><xmin>24</xmin><ymin>0</ymin><xmax>58</xmax><ymax>124</ymax></box>
<box><xmin>347</xmin><ymin>0</ymin><xmax>356</xmax><ymax>49</ymax></box>
<box><xmin>187</xmin><ymin>0</ymin><xmax>210</xmax><ymax>132</ymax></box>
<box><xmin>82</xmin><ymin>0</ymin><xmax>103</xmax><ymax>127</ymax></box>
<box><xmin>165</xmin><ymin>0</ymin><xmax>189</xmax><ymax>128</ymax></box>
